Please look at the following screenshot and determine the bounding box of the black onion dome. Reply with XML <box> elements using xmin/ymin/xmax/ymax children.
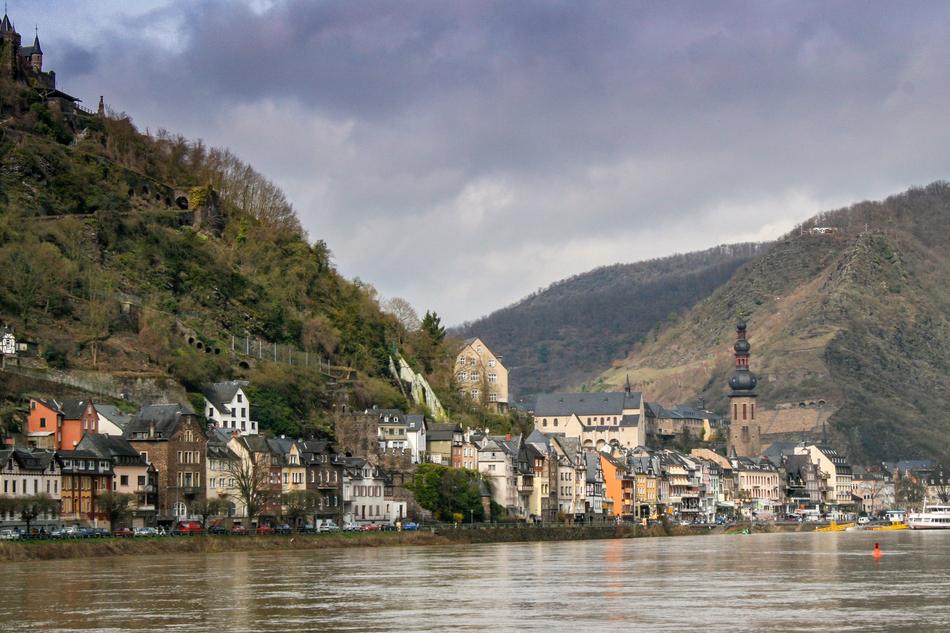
<box><xmin>729</xmin><ymin>370</ymin><xmax>757</xmax><ymax>392</ymax></box>
<box><xmin>734</xmin><ymin>339</ymin><xmax>750</xmax><ymax>353</ymax></box>
<box><xmin>736</xmin><ymin>320</ymin><xmax>747</xmax><ymax>331</ymax></box>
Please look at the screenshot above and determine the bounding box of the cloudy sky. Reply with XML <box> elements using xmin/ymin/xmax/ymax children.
<box><xmin>14</xmin><ymin>1</ymin><xmax>950</xmax><ymax>324</ymax></box>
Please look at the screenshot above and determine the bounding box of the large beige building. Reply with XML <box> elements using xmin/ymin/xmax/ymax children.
<box><xmin>532</xmin><ymin>385</ymin><xmax>646</xmax><ymax>449</ymax></box>
<box><xmin>456</xmin><ymin>337</ymin><xmax>509</xmax><ymax>412</ymax></box>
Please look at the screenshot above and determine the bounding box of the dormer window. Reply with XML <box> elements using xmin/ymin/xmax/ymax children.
<box><xmin>237</xmin><ymin>394</ymin><xmax>243</xmax><ymax>403</ymax></box>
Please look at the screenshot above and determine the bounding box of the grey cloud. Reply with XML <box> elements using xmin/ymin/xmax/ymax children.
<box><xmin>37</xmin><ymin>0</ymin><xmax>950</xmax><ymax>323</ymax></box>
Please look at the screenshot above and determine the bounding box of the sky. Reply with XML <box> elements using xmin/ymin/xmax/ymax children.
<box><xmin>12</xmin><ymin>1</ymin><xmax>950</xmax><ymax>324</ymax></box>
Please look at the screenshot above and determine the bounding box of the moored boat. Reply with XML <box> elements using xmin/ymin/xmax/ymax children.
<box><xmin>907</xmin><ymin>505</ymin><xmax>950</xmax><ymax>530</ymax></box>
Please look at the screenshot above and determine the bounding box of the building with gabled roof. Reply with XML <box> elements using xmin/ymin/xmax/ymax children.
<box><xmin>26</xmin><ymin>398</ymin><xmax>98</xmax><ymax>451</ymax></box>
<box><xmin>77</xmin><ymin>433</ymin><xmax>155</xmax><ymax>526</ymax></box>
<box><xmin>202</xmin><ymin>380</ymin><xmax>258</xmax><ymax>435</ymax></box>
<box><xmin>455</xmin><ymin>337</ymin><xmax>509</xmax><ymax>412</ymax></box>
<box><xmin>532</xmin><ymin>382</ymin><xmax>645</xmax><ymax>450</ymax></box>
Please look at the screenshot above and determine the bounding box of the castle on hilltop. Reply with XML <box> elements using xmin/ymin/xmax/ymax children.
<box><xmin>1</xmin><ymin>8</ymin><xmax>84</xmax><ymax>111</ymax></box>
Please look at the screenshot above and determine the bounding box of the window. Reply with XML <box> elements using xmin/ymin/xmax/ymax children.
<box><xmin>489</xmin><ymin>393</ymin><xmax>498</xmax><ymax>402</ymax></box>
<box><xmin>209</xmin><ymin>408</ymin><xmax>214</xmax><ymax>417</ymax></box>
<box><xmin>237</xmin><ymin>394</ymin><xmax>243</xmax><ymax>403</ymax></box>
<box><xmin>137</xmin><ymin>475</ymin><xmax>146</xmax><ymax>487</ymax></box>
<box><xmin>120</xmin><ymin>475</ymin><xmax>129</xmax><ymax>486</ymax></box>
<box><xmin>40</xmin><ymin>417</ymin><xmax>46</xmax><ymax>428</ymax></box>
<box><xmin>471</xmin><ymin>389</ymin><xmax>479</xmax><ymax>400</ymax></box>
<box><xmin>488</xmin><ymin>359</ymin><xmax>496</xmax><ymax>368</ymax></box>
<box><xmin>241</xmin><ymin>408</ymin><xmax>246</xmax><ymax>418</ymax></box>
<box><xmin>488</xmin><ymin>373</ymin><xmax>497</xmax><ymax>384</ymax></box>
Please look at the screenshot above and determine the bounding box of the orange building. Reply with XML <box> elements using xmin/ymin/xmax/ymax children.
<box><xmin>600</xmin><ymin>453</ymin><xmax>634</xmax><ymax>518</ymax></box>
<box><xmin>27</xmin><ymin>399</ymin><xmax>99</xmax><ymax>450</ymax></box>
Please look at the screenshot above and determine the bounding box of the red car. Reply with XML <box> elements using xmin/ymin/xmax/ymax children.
<box><xmin>173</xmin><ymin>521</ymin><xmax>203</xmax><ymax>536</ymax></box>
<box><xmin>113</xmin><ymin>527</ymin><xmax>134</xmax><ymax>538</ymax></box>
<box><xmin>360</xmin><ymin>523</ymin><xmax>382</xmax><ymax>532</ymax></box>
<box><xmin>254</xmin><ymin>525</ymin><xmax>274</xmax><ymax>535</ymax></box>
<box><xmin>231</xmin><ymin>525</ymin><xmax>248</xmax><ymax>535</ymax></box>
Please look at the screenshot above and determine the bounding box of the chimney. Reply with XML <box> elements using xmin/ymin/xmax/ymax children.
<box><xmin>148</xmin><ymin>421</ymin><xmax>155</xmax><ymax>439</ymax></box>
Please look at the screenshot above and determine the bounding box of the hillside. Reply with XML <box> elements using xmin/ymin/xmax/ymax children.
<box><xmin>598</xmin><ymin>183</ymin><xmax>950</xmax><ymax>463</ymax></box>
<box><xmin>0</xmin><ymin>76</ymin><xmax>478</xmax><ymax>437</ymax></box>
<box><xmin>454</xmin><ymin>243</ymin><xmax>765</xmax><ymax>397</ymax></box>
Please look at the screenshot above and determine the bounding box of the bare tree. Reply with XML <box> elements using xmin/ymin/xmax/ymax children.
<box><xmin>224</xmin><ymin>455</ymin><xmax>271</xmax><ymax>527</ymax></box>
<box><xmin>282</xmin><ymin>490</ymin><xmax>317</xmax><ymax>529</ymax></box>
<box><xmin>189</xmin><ymin>498</ymin><xmax>226</xmax><ymax>530</ymax></box>
<box><xmin>382</xmin><ymin>297</ymin><xmax>421</xmax><ymax>332</ymax></box>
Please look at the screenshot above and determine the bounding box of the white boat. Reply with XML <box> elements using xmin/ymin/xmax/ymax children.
<box><xmin>907</xmin><ymin>505</ymin><xmax>950</xmax><ymax>529</ymax></box>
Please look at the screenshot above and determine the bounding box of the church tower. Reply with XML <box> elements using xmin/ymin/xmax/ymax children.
<box><xmin>727</xmin><ymin>320</ymin><xmax>760</xmax><ymax>456</ymax></box>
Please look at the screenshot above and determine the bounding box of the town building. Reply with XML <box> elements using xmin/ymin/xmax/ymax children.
<box><xmin>532</xmin><ymin>382</ymin><xmax>645</xmax><ymax>450</ymax></box>
<box><xmin>300</xmin><ymin>439</ymin><xmax>345</xmax><ymax>525</ymax></box>
<box><xmin>206</xmin><ymin>428</ymin><xmax>243</xmax><ymax>519</ymax></box>
<box><xmin>427</xmin><ymin>422</ymin><xmax>463</xmax><ymax>466</ymax></box>
<box><xmin>26</xmin><ymin>398</ymin><xmax>99</xmax><ymax>451</ymax></box>
<box><xmin>0</xmin><ymin>448</ymin><xmax>60</xmax><ymax>528</ymax></box>
<box><xmin>343</xmin><ymin>458</ymin><xmax>387</xmax><ymax>524</ymax></box>
<box><xmin>76</xmin><ymin>433</ymin><xmax>155</xmax><ymax>527</ymax></box>
<box><xmin>600</xmin><ymin>452</ymin><xmax>633</xmax><ymax>519</ymax></box>
<box><xmin>404</xmin><ymin>414</ymin><xmax>427</xmax><ymax>464</ymax></box>
<box><xmin>1</xmin><ymin>11</ymin><xmax>81</xmax><ymax>111</ymax></box>
<box><xmin>58</xmin><ymin>449</ymin><xmax>113</xmax><ymax>525</ymax></box>
<box><xmin>478</xmin><ymin>436</ymin><xmax>519</xmax><ymax>516</ymax></box>
<box><xmin>123</xmin><ymin>404</ymin><xmax>208</xmax><ymax>525</ymax></box>
<box><xmin>455</xmin><ymin>337</ymin><xmax>509</xmax><ymax>412</ymax></box>
<box><xmin>793</xmin><ymin>444</ymin><xmax>855</xmax><ymax>516</ymax></box>
<box><xmin>202</xmin><ymin>381</ymin><xmax>259</xmax><ymax>435</ymax></box>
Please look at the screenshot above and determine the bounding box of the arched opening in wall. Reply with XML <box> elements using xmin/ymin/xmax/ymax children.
<box><xmin>239</xmin><ymin>360</ymin><xmax>251</xmax><ymax>370</ymax></box>
<box><xmin>204</xmin><ymin>345</ymin><xmax>212</xmax><ymax>354</ymax></box>
<box><xmin>195</xmin><ymin>341</ymin><xmax>204</xmax><ymax>350</ymax></box>
<box><xmin>187</xmin><ymin>337</ymin><xmax>195</xmax><ymax>346</ymax></box>
<box><xmin>141</xmin><ymin>186</ymin><xmax>150</xmax><ymax>195</ymax></box>
<box><xmin>155</xmin><ymin>194</ymin><xmax>162</xmax><ymax>201</ymax></box>
<box><xmin>127</xmin><ymin>188</ymin><xmax>134</xmax><ymax>197</ymax></box>
<box><xmin>595</xmin><ymin>439</ymin><xmax>606</xmax><ymax>451</ymax></box>
<box><xmin>214</xmin><ymin>348</ymin><xmax>221</xmax><ymax>355</ymax></box>
<box><xmin>818</xmin><ymin>399</ymin><xmax>826</xmax><ymax>406</ymax></box>
<box><xmin>175</xmin><ymin>196</ymin><xmax>189</xmax><ymax>210</ymax></box>
<box><xmin>164</xmin><ymin>197</ymin><xmax>171</xmax><ymax>206</ymax></box>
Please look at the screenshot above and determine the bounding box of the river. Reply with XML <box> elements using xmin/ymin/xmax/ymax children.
<box><xmin>3</xmin><ymin>531</ymin><xmax>949</xmax><ymax>631</ymax></box>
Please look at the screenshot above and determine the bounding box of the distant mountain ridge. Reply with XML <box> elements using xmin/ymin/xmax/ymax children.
<box><xmin>454</xmin><ymin>242</ymin><xmax>766</xmax><ymax>397</ymax></box>
<box><xmin>597</xmin><ymin>183</ymin><xmax>950</xmax><ymax>463</ymax></box>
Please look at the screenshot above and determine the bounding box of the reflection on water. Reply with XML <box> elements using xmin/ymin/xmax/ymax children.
<box><xmin>3</xmin><ymin>531</ymin><xmax>950</xmax><ymax>632</ymax></box>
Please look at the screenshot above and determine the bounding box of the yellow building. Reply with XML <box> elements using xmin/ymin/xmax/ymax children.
<box><xmin>456</xmin><ymin>337</ymin><xmax>509</xmax><ymax>412</ymax></box>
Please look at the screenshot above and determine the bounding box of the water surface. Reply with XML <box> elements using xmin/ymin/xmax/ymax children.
<box><xmin>3</xmin><ymin>531</ymin><xmax>949</xmax><ymax>631</ymax></box>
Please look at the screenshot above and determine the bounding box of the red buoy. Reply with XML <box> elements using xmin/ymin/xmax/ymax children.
<box><xmin>873</xmin><ymin>542</ymin><xmax>881</xmax><ymax>559</ymax></box>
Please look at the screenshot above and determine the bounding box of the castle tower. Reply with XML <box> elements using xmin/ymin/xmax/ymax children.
<box><xmin>727</xmin><ymin>320</ymin><xmax>761</xmax><ymax>457</ymax></box>
<box><xmin>0</xmin><ymin>10</ymin><xmax>21</xmax><ymax>80</ymax></box>
<box><xmin>28</xmin><ymin>30</ymin><xmax>41</xmax><ymax>71</ymax></box>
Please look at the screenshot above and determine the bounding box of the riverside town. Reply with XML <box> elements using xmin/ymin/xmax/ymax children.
<box><xmin>3</xmin><ymin>4</ymin><xmax>950</xmax><ymax>631</ymax></box>
<box><xmin>1</xmin><ymin>322</ymin><xmax>945</xmax><ymax>538</ymax></box>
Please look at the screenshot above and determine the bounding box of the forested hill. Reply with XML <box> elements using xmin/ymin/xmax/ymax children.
<box><xmin>0</xmin><ymin>78</ymin><xmax>464</xmax><ymax>437</ymax></box>
<box><xmin>598</xmin><ymin>183</ymin><xmax>950</xmax><ymax>463</ymax></box>
<box><xmin>454</xmin><ymin>243</ymin><xmax>766</xmax><ymax>397</ymax></box>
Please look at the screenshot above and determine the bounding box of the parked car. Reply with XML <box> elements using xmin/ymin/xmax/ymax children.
<box><xmin>318</xmin><ymin>520</ymin><xmax>340</xmax><ymax>533</ymax></box>
<box><xmin>207</xmin><ymin>525</ymin><xmax>230</xmax><ymax>535</ymax></box>
<box><xmin>857</xmin><ymin>516</ymin><xmax>870</xmax><ymax>525</ymax></box>
<box><xmin>401</xmin><ymin>522</ymin><xmax>418</xmax><ymax>531</ymax></box>
<box><xmin>299</xmin><ymin>524</ymin><xmax>317</xmax><ymax>534</ymax></box>
<box><xmin>274</xmin><ymin>524</ymin><xmax>293</xmax><ymax>535</ymax></box>
<box><xmin>76</xmin><ymin>527</ymin><xmax>98</xmax><ymax>538</ymax></box>
<box><xmin>93</xmin><ymin>528</ymin><xmax>111</xmax><ymax>538</ymax></box>
<box><xmin>255</xmin><ymin>525</ymin><xmax>274</xmax><ymax>535</ymax></box>
<box><xmin>133</xmin><ymin>527</ymin><xmax>158</xmax><ymax>537</ymax></box>
<box><xmin>172</xmin><ymin>521</ymin><xmax>203</xmax><ymax>536</ymax></box>
<box><xmin>231</xmin><ymin>525</ymin><xmax>248</xmax><ymax>536</ymax></box>
<box><xmin>342</xmin><ymin>522</ymin><xmax>360</xmax><ymax>532</ymax></box>
<box><xmin>0</xmin><ymin>529</ymin><xmax>19</xmax><ymax>540</ymax></box>
<box><xmin>360</xmin><ymin>523</ymin><xmax>382</xmax><ymax>532</ymax></box>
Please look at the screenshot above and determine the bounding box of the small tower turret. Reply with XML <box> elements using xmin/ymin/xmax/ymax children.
<box><xmin>28</xmin><ymin>28</ymin><xmax>41</xmax><ymax>71</ymax></box>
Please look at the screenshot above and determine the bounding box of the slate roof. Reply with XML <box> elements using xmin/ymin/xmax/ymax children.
<box><xmin>763</xmin><ymin>441</ymin><xmax>799</xmax><ymax>466</ymax></box>
<box><xmin>584</xmin><ymin>451</ymin><xmax>602</xmax><ymax>483</ymax></box>
<box><xmin>534</xmin><ymin>391</ymin><xmax>642</xmax><ymax>417</ymax></box>
<box><xmin>405</xmin><ymin>415</ymin><xmax>426</xmax><ymax>432</ymax></box>
<box><xmin>202</xmin><ymin>380</ymin><xmax>248</xmax><ymax>415</ymax></box>
<box><xmin>1</xmin><ymin>14</ymin><xmax>13</xmax><ymax>33</ymax></box>
<box><xmin>427</xmin><ymin>423</ymin><xmax>461</xmax><ymax>441</ymax></box>
<box><xmin>0</xmin><ymin>448</ymin><xmax>57</xmax><ymax>472</ymax></box>
<box><xmin>95</xmin><ymin>404</ymin><xmax>132</xmax><ymax>430</ymax></box>
<box><xmin>59</xmin><ymin>399</ymin><xmax>93</xmax><ymax>420</ymax></box>
<box><xmin>77</xmin><ymin>434</ymin><xmax>146</xmax><ymax>464</ymax></box>
<box><xmin>123</xmin><ymin>403</ymin><xmax>193</xmax><ymax>440</ymax></box>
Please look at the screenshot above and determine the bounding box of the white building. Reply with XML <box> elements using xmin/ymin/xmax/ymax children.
<box><xmin>202</xmin><ymin>381</ymin><xmax>258</xmax><ymax>435</ymax></box>
<box><xmin>95</xmin><ymin>404</ymin><xmax>133</xmax><ymax>437</ymax></box>
<box><xmin>478</xmin><ymin>438</ymin><xmax>518</xmax><ymax>515</ymax></box>
<box><xmin>405</xmin><ymin>414</ymin><xmax>427</xmax><ymax>464</ymax></box>
<box><xmin>343</xmin><ymin>458</ymin><xmax>387</xmax><ymax>524</ymax></box>
<box><xmin>0</xmin><ymin>328</ymin><xmax>16</xmax><ymax>356</ymax></box>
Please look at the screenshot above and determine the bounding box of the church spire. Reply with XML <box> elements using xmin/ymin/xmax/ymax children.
<box><xmin>0</xmin><ymin>5</ymin><xmax>13</xmax><ymax>34</ymax></box>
